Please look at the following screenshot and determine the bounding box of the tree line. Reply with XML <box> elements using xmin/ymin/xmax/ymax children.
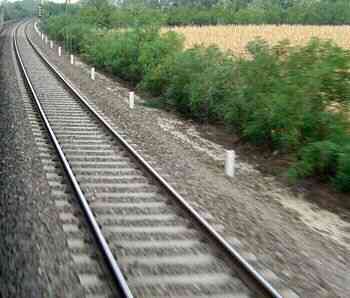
<box><xmin>40</xmin><ymin>0</ymin><xmax>350</xmax><ymax>27</ymax></box>
<box><xmin>5</xmin><ymin>0</ymin><xmax>349</xmax><ymax>26</ymax></box>
<box><xmin>1</xmin><ymin>0</ymin><xmax>37</xmax><ymax>21</ymax></box>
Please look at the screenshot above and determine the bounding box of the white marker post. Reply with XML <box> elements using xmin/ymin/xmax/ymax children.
<box><xmin>70</xmin><ymin>54</ymin><xmax>74</xmax><ymax>65</ymax></box>
<box><xmin>41</xmin><ymin>33</ymin><xmax>44</xmax><ymax>40</ymax></box>
<box><xmin>225</xmin><ymin>150</ymin><xmax>236</xmax><ymax>177</ymax></box>
<box><xmin>58</xmin><ymin>46</ymin><xmax>62</xmax><ymax>57</ymax></box>
<box><xmin>91</xmin><ymin>67</ymin><xmax>95</xmax><ymax>80</ymax></box>
<box><xmin>50</xmin><ymin>41</ymin><xmax>53</xmax><ymax>49</ymax></box>
<box><xmin>45</xmin><ymin>36</ymin><xmax>48</xmax><ymax>44</ymax></box>
<box><xmin>129</xmin><ymin>92</ymin><xmax>135</xmax><ymax>109</ymax></box>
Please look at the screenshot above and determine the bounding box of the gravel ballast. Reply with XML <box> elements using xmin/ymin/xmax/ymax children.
<box><xmin>0</xmin><ymin>23</ymin><xmax>84</xmax><ymax>297</ymax></box>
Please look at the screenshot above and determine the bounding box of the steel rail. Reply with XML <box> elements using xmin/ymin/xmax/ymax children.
<box><xmin>13</xmin><ymin>22</ymin><xmax>134</xmax><ymax>298</ymax></box>
<box><xmin>27</xmin><ymin>22</ymin><xmax>283</xmax><ymax>298</ymax></box>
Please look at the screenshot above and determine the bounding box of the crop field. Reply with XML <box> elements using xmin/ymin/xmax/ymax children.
<box><xmin>165</xmin><ymin>25</ymin><xmax>350</xmax><ymax>56</ymax></box>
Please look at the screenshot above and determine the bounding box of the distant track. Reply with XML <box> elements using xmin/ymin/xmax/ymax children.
<box><xmin>14</xmin><ymin>20</ymin><xmax>284</xmax><ymax>298</ymax></box>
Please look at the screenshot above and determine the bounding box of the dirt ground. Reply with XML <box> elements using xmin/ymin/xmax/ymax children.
<box><xmin>31</xmin><ymin>21</ymin><xmax>350</xmax><ymax>297</ymax></box>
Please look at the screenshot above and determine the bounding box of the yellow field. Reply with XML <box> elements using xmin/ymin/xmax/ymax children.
<box><xmin>164</xmin><ymin>25</ymin><xmax>350</xmax><ymax>57</ymax></box>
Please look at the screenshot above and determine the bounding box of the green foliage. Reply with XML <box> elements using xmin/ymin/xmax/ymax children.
<box><xmin>110</xmin><ymin>7</ymin><xmax>167</xmax><ymax>27</ymax></box>
<box><xmin>334</xmin><ymin>146</ymin><xmax>350</xmax><ymax>191</ymax></box>
<box><xmin>43</xmin><ymin>15</ymin><xmax>94</xmax><ymax>53</ymax></box>
<box><xmin>228</xmin><ymin>39</ymin><xmax>350</xmax><ymax>150</ymax></box>
<box><xmin>186</xmin><ymin>48</ymin><xmax>236</xmax><ymax>120</ymax></box>
<box><xmin>143</xmin><ymin>45</ymin><xmax>235</xmax><ymax>119</ymax></box>
<box><xmin>289</xmin><ymin>141</ymin><xmax>340</xmax><ymax>179</ymax></box>
<box><xmin>83</xmin><ymin>27</ymin><xmax>148</xmax><ymax>81</ymax></box>
<box><xmin>82</xmin><ymin>26</ymin><xmax>183</xmax><ymax>83</ymax></box>
<box><xmin>139</xmin><ymin>31</ymin><xmax>184</xmax><ymax>75</ymax></box>
<box><xmin>43</xmin><ymin>15</ymin><xmax>69</xmax><ymax>41</ymax></box>
<box><xmin>42</xmin><ymin>0</ymin><xmax>350</xmax><ymax>29</ymax></box>
<box><xmin>144</xmin><ymin>0</ymin><xmax>350</xmax><ymax>26</ymax></box>
<box><xmin>42</xmin><ymin>2</ymin><xmax>79</xmax><ymax>18</ymax></box>
<box><xmin>288</xmin><ymin>137</ymin><xmax>350</xmax><ymax>191</ymax></box>
<box><xmin>3</xmin><ymin>0</ymin><xmax>34</xmax><ymax>21</ymax></box>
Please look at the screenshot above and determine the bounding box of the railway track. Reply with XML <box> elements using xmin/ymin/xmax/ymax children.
<box><xmin>13</xmin><ymin>20</ymin><xmax>288</xmax><ymax>298</ymax></box>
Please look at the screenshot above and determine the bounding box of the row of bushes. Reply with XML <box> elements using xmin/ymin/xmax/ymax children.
<box><xmin>42</xmin><ymin>17</ymin><xmax>350</xmax><ymax>191</ymax></box>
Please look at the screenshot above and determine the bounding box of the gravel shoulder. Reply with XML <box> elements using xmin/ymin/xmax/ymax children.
<box><xmin>31</xmin><ymin>21</ymin><xmax>350</xmax><ymax>297</ymax></box>
<box><xmin>0</xmin><ymin>23</ymin><xmax>83</xmax><ymax>297</ymax></box>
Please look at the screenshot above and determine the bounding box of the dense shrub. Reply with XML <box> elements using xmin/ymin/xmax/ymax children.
<box><xmin>142</xmin><ymin>45</ymin><xmax>236</xmax><ymax>120</ymax></box>
<box><xmin>79</xmin><ymin>6</ymin><xmax>114</xmax><ymax>28</ymax></box>
<box><xmin>334</xmin><ymin>146</ymin><xmax>350</xmax><ymax>191</ymax></box>
<box><xmin>142</xmin><ymin>47</ymin><xmax>210</xmax><ymax>113</ymax></box>
<box><xmin>82</xmin><ymin>26</ymin><xmax>183</xmax><ymax>83</ymax></box>
<box><xmin>228</xmin><ymin>39</ymin><xmax>350</xmax><ymax>149</ymax></box>
<box><xmin>83</xmin><ymin>29</ymin><xmax>143</xmax><ymax>81</ymax></box>
<box><xmin>138</xmin><ymin>31</ymin><xmax>184</xmax><ymax>76</ymax></box>
<box><xmin>289</xmin><ymin>137</ymin><xmax>350</xmax><ymax>191</ymax></box>
<box><xmin>43</xmin><ymin>15</ymin><xmax>93</xmax><ymax>53</ymax></box>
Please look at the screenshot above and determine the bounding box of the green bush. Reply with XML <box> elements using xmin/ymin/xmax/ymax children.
<box><xmin>83</xmin><ymin>30</ymin><xmax>142</xmax><ymax>81</ymax></box>
<box><xmin>82</xmin><ymin>26</ymin><xmax>183</xmax><ymax>83</ymax></box>
<box><xmin>44</xmin><ymin>15</ymin><xmax>68</xmax><ymax>41</ymax></box>
<box><xmin>334</xmin><ymin>146</ymin><xmax>350</xmax><ymax>191</ymax></box>
<box><xmin>290</xmin><ymin>141</ymin><xmax>340</xmax><ymax>179</ymax></box>
<box><xmin>223</xmin><ymin>39</ymin><xmax>350</xmax><ymax>151</ymax></box>
<box><xmin>186</xmin><ymin>49</ymin><xmax>237</xmax><ymax>121</ymax></box>
<box><xmin>289</xmin><ymin>137</ymin><xmax>350</xmax><ymax>191</ymax></box>
<box><xmin>139</xmin><ymin>31</ymin><xmax>184</xmax><ymax>76</ymax></box>
<box><xmin>79</xmin><ymin>6</ymin><xmax>113</xmax><ymax>28</ymax></box>
<box><xmin>43</xmin><ymin>16</ymin><xmax>94</xmax><ymax>53</ymax></box>
<box><xmin>142</xmin><ymin>46</ymin><xmax>222</xmax><ymax>115</ymax></box>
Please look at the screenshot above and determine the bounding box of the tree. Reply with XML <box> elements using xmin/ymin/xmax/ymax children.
<box><xmin>2</xmin><ymin>0</ymin><xmax>36</xmax><ymax>20</ymax></box>
<box><xmin>81</xmin><ymin>0</ymin><xmax>112</xmax><ymax>10</ymax></box>
<box><xmin>217</xmin><ymin>0</ymin><xmax>253</xmax><ymax>10</ymax></box>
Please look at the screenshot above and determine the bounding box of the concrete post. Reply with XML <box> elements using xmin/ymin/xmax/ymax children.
<box><xmin>129</xmin><ymin>92</ymin><xmax>135</xmax><ymax>109</ymax></box>
<box><xmin>225</xmin><ymin>150</ymin><xmax>236</xmax><ymax>177</ymax></box>
<box><xmin>91</xmin><ymin>67</ymin><xmax>95</xmax><ymax>80</ymax></box>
